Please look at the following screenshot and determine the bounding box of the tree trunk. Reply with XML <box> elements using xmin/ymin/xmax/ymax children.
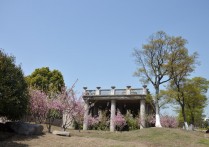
<box><xmin>63</xmin><ymin>126</ymin><xmax>66</xmax><ymax>131</ymax></box>
<box><xmin>188</xmin><ymin>104</ymin><xmax>194</xmax><ymax>126</ymax></box>
<box><xmin>46</xmin><ymin>118</ymin><xmax>52</xmax><ymax>133</ymax></box>
<box><xmin>48</xmin><ymin>118</ymin><xmax>52</xmax><ymax>133</ymax></box>
<box><xmin>155</xmin><ymin>86</ymin><xmax>162</xmax><ymax>127</ymax></box>
<box><xmin>191</xmin><ymin>112</ymin><xmax>195</xmax><ymax>126</ymax></box>
<box><xmin>190</xmin><ymin>112</ymin><xmax>195</xmax><ymax>131</ymax></box>
<box><xmin>181</xmin><ymin>104</ymin><xmax>188</xmax><ymax>130</ymax></box>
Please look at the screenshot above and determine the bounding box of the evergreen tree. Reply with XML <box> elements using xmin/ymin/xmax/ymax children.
<box><xmin>0</xmin><ymin>49</ymin><xmax>29</xmax><ymax>120</ymax></box>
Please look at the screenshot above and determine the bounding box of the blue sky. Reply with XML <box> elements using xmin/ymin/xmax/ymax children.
<box><xmin>1</xmin><ymin>0</ymin><xmax>209</xmax><ymax>116</ymax></box>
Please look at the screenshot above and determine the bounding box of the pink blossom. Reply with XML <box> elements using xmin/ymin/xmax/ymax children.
<box><xmin>87</xmin><ymin>115</ymin><xmax>99</xmax><ymax>127</ymax></box>
<box><xmin>29</xmin><ymin>86</ymin><xmax>85</xmax><ymax>132</ymax></box>
<box><xmin>113</xmin><ymin>110</ymin><xmax>126</xmax><ymax>131</ymax></box>
<box><xmin>138</xmin><ymin>114</ymin><xmax>178</xmax><ymax>128</ymax></box>
<box><xmin>57</xmin><ymin>87</ymin><xmax>84</xmax><ymax>131</ymax></box>
<box><xmin>29</xmin><ymin>89</ymin><xmax>48</xmax><ymax>123</ymax></box>
<box><xmin>160</xmin><ymin>115</ymin><xmax>178</xmax><ymax>128</ymax></box>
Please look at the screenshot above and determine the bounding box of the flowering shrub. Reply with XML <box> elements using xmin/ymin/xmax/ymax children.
<box><xmin>146</xmin><ymin>114</ymin><xmax>156</xmax><ymax>124</ymax></box>
<box><xmin>114</xmin><ymin>110</ymin><xmax>126</xmax><ymax>131</ymax></box>
<box><xmin>138</xmin><ymin>114</ymin><xmax>178</xmax><ymax>128</ymax></box>
<box><xmin>138</xmin><ymin>114</ymin><xmax>155</xmax><ymax>128</ymax></box>
<box><xmin>87</xmin><ymin>115</ymin><xmax>100</xmax><ymax>129</ymax></box>
<box><xmin>160</xmin><ymin>115</ymin><xmax>178</xmax><ymax>128</ymax></box>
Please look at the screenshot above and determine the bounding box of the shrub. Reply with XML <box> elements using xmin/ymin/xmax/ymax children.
<box><xmin>138</xmin><ymin>114</ymin><xmax>155</xmax><ymax>127</ymax></box>
<box><xmin>74</xmin><ymin>121</ymin><xmax>83</xmax><ymax>130</ymax></box>
<box><xmin>125</xmin><ymin>111</ymin><xmax>138</xmax><ymax>130</ymax></box>
<box><xmin>160</xmin><ymin>115</ymin><xmax>178</xmax><ymax>128</ymax></box>
<box><xmin>86</xmin><ymin>111</ymin><xmax>110</xmax><ymax>131</ymax></box>
<box><xmin>87</xmin><ymin>115</ymin><xmax>100</xmax><ymax>130</ymax></box>
<box><xmin>97</xmin><ymin>110</ymin><xmax>110</xmax><ymax>130</ymax></box>
<box><xmin>138</xmin><ymin>114</ymin><xmax>178</xmax><ymax>128</ymax></box>
<box><xmin>114</xmin><ymin>110</ymin><xmax>126</xmax><ymax>131</ymax></box>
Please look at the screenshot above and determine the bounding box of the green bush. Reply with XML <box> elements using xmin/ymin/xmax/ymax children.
<box><xmin>97</xmin><ymin>111</ymin><xmax>110</xmax><ymax>130</ymax></box>
<box><xmin>125</xmin><ymin>111</ymin><xmax>139</xmax><ymax>130</ymax></box>
<box><xmin>73</xmin><ymin>121</ymin><xmax>83</xmax><ymax>130</ymax></box>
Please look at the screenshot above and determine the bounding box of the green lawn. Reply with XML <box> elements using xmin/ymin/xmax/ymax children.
<box><xmin>1</xmin><ymin>126</ymin><xmax>209</xmax><ymax>147</ymax></box>
<box><xmin>70</xmin><ymin>128</ymin><xmax>209</xmax><ymax>147</ymax></box>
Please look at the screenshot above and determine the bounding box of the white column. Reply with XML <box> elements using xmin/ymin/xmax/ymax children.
<box><xmin>140</xmin><ymin>99</ymin><xmax>146</xmax><ymax>129</ymax></box>
<box><xmin>83</xmin><ymin>100</ymin><xmax>89</xmax><ymax>130</ymax></box>
<box><xmin>98</xmin><ymin>109</ymin><xmax>102</xmax><ymax>121</ymax></box>
<box><xmin>110</xmin><ymin>99</ymin><xmax>116</xmax><ymax>132</ymax></box>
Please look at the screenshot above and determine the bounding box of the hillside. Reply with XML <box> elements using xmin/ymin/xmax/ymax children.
<box><xmin>1</xmin><ymin>126</ymin><xmax>209</xmax><ymax>147</ymax></box>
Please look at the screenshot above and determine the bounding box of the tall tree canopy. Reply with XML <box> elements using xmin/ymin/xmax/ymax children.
<box><xmin>0</xmin><ymin>49</ymin><xmax>29</xmax><ymax>120</ymax></box>
<box><xmin>26</xmin><ymin>67</ymin><xmax>65</xmax><ymax>94</ymax></box>
<box><xmin>133</xmin><ymin>31</ymin><xmax>197</xmax><ymax>127</ymax></box>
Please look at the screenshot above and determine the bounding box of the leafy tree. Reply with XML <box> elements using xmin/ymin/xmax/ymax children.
<box><xmin>133</xmin><ymin>31</ymin><xmax>196</xmax><ymax>127</ymax></box>
<box><xmin>164</xmin><ymin>48</ymin><xmax>197</xmax><ymax>130</ymax></box>
<box><xmin>178</xmin><ymin>77</ymin><xmax>209</xmax><ymax>127</ymax></box>
<box><xmin>184</xmin><ymin>77</ymin><xmax>208</xmax><ymax>126</ymax></box>
<box><xmin>0</xmin><ymin>49</ymin><xmax>29</xmax><ymax>120</ymax></box>
<box><xmin>26</xmin><ymin>67</ymin><xmax>65</xmax><ymax>94</ymax></box>
<box><xmin>145</xmin><ymin>89</ymin><xmax>170</xmax><ymax>113</ymax></box>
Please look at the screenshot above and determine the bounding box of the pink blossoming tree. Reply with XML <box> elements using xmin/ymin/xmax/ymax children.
<box><xmin>29</xmin><ymin>89</ymin><xmax>48</xmax><ymax>124</ymax></box>
<box><xmin>59</xmin><ymin>87</ymin><xmax>84</xmax><ymax>131</ymax></box>
<box><xmin>29</xmin><ymin>84</ymin><xmax>84</xmax><ymax>132</ymax></box>
<box><xmin>45</xmin><ymin>96</ymin><xmax>63</xmax><ymax>133</ymax></box>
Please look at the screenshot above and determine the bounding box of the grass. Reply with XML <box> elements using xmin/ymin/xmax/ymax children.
<box><xmin>198</xmin><ymin>139</ymin><xmax>209</xmax><ymax>145</ymax></box>
<box><xmin>70</xmin><ymin>128</ymin><xmax>209</xmax><ymax>147</ymax></box>
<box><xmin>0</xmin><ymin>125</ymin><xmax>209</xmax><ymax>147</ymax></box>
